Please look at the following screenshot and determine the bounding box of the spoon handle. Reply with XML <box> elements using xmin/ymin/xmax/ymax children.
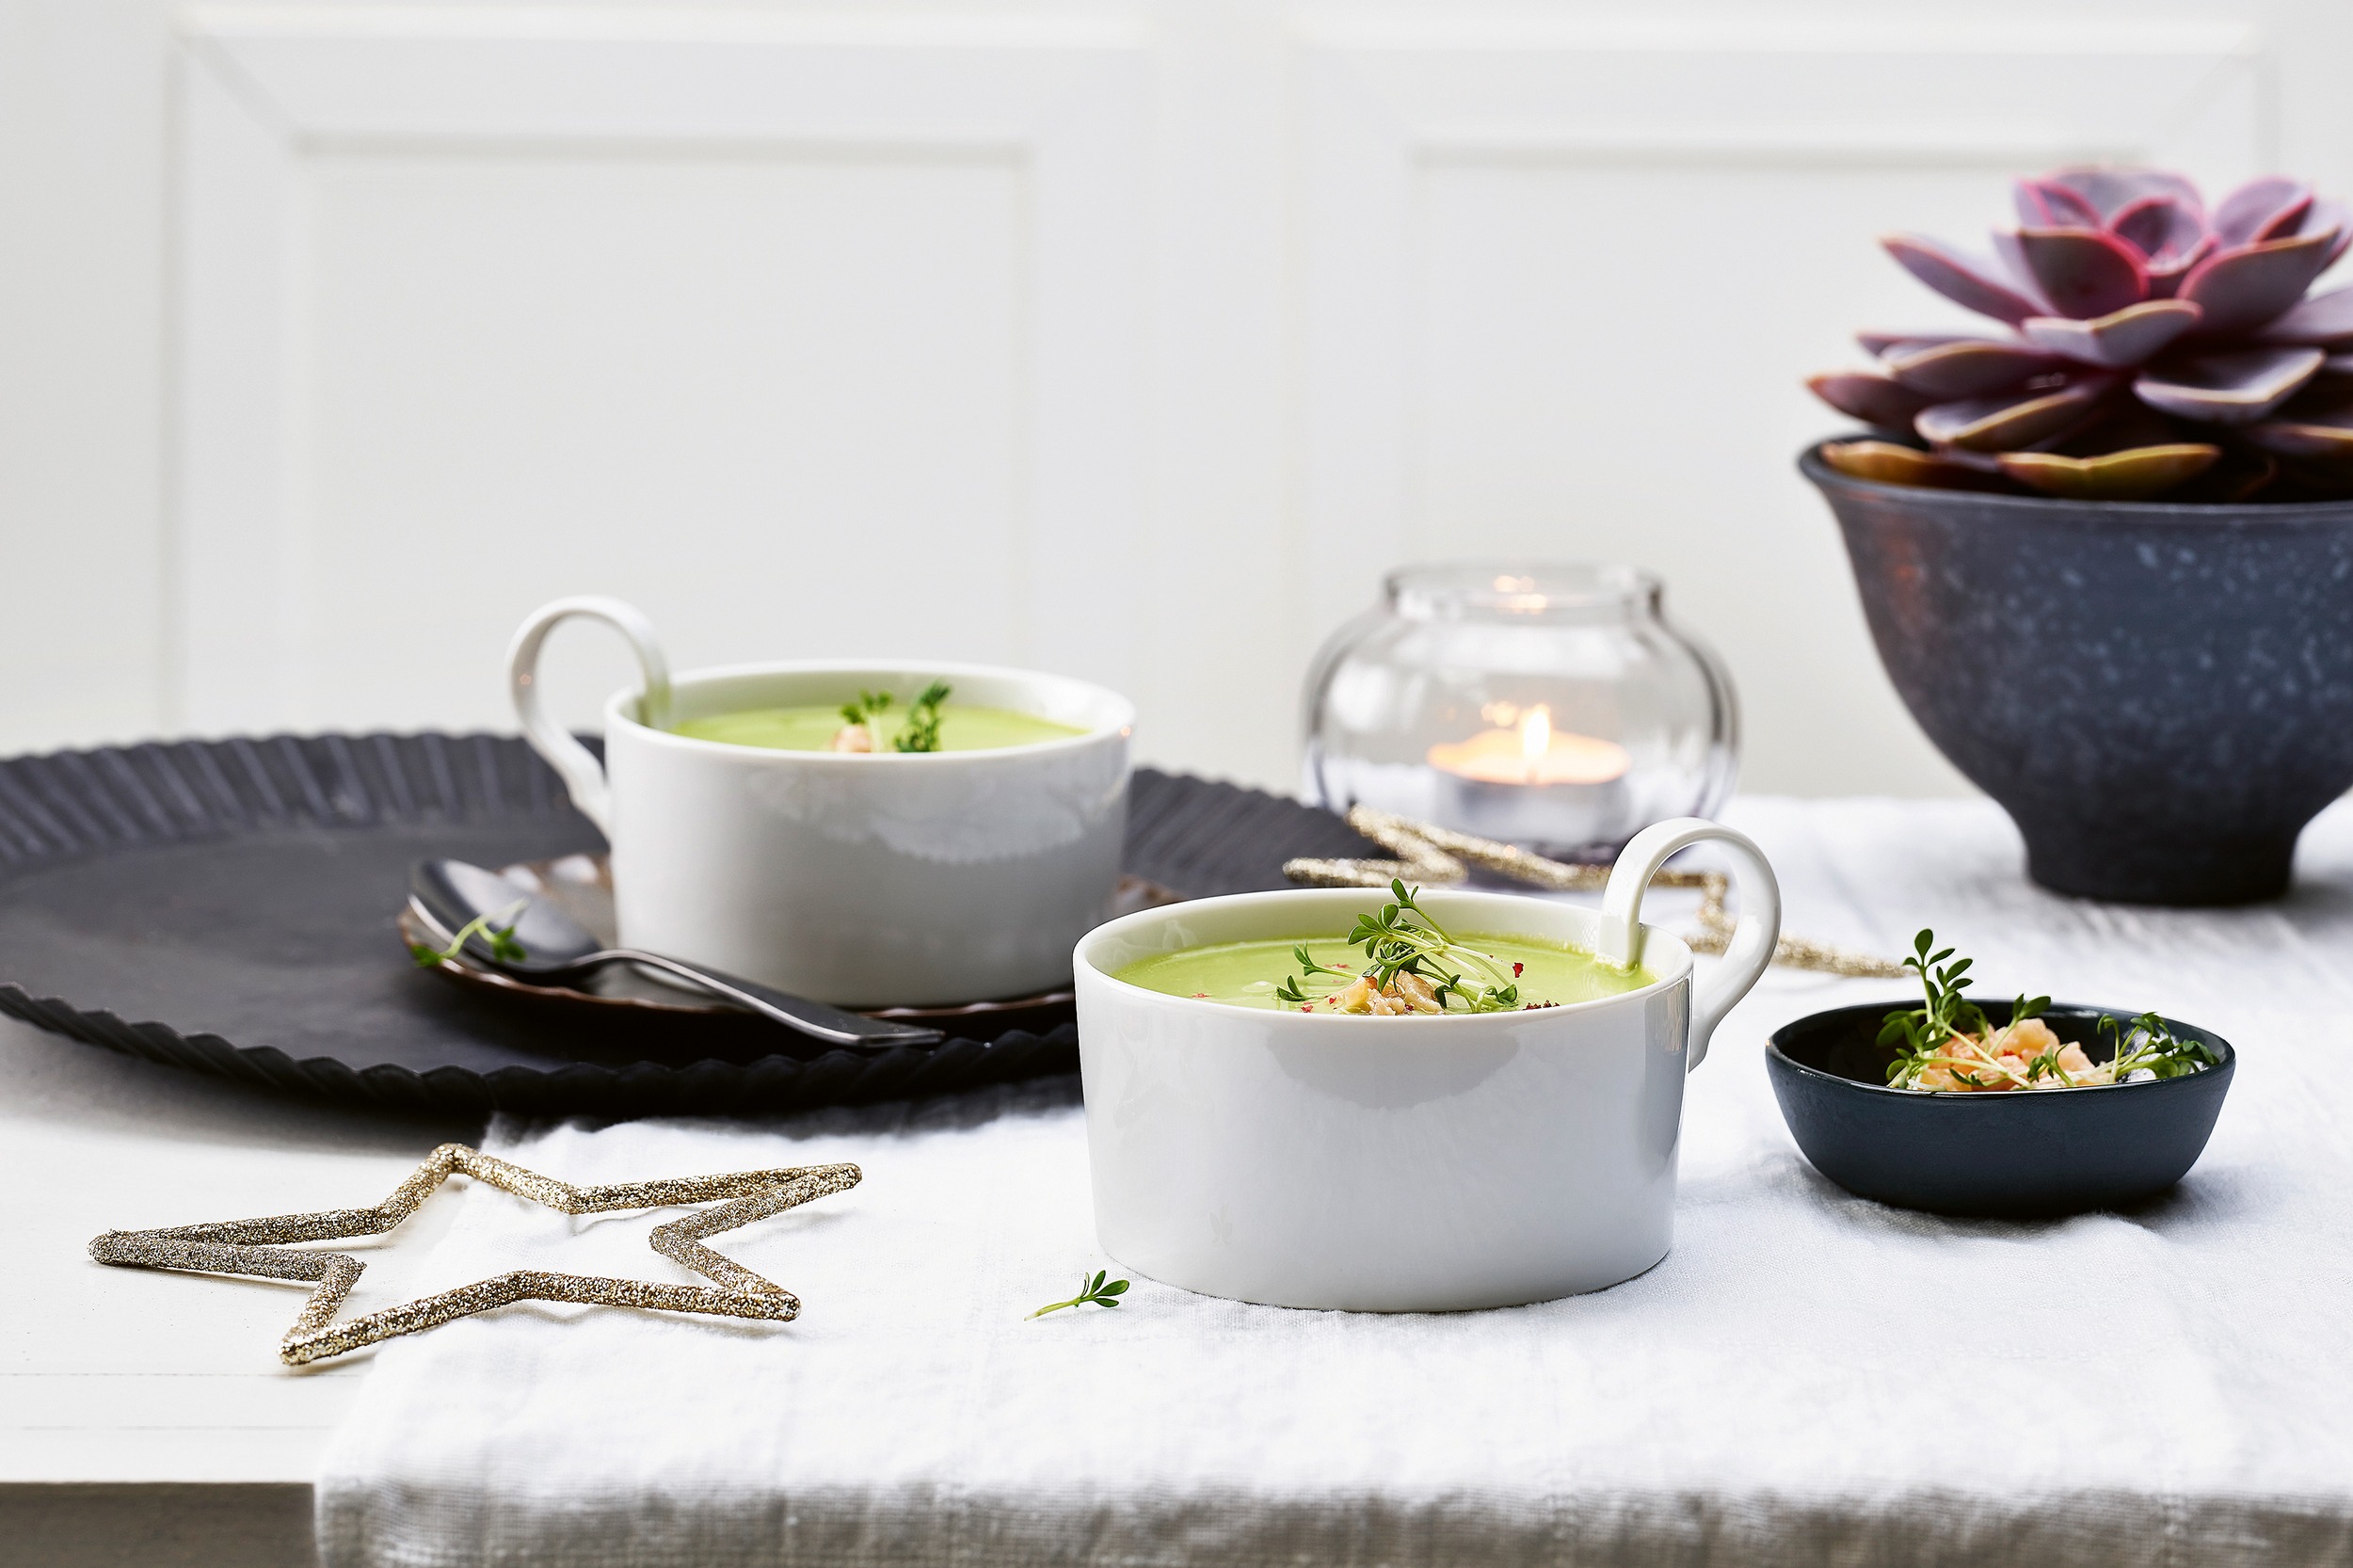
<box><xmin>602</xmin><ymin>950</ymin><xmax>943</xmax><ymax>1049</ymax></box>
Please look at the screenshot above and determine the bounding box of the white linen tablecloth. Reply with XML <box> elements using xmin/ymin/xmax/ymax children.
<box><xmin>316</xmin><ymin>797</ymin><xmax>2353</xmax><ymax>1567</ymax></box>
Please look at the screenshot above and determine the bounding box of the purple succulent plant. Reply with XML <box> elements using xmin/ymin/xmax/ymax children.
<box><xmin>1811</xmin><ymin>167</ymin><xmax>2353</xmax><ymax>502</ymax></box>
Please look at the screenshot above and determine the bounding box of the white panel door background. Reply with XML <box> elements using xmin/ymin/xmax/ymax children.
<box><xmin>172</xmin><ymin>10</ymin><xmax>1146</xmax><ymax>746</ymax></box>
<box><xmin>5</xmin><ymin>0</ymin><xmax>2351</xmax><ymax>799</ymax></box>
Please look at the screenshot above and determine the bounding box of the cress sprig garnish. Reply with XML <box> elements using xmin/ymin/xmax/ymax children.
<box><xmin>1878</xmin><ymin>928</ymin><xmax>2212</xmax><ymax>1090</ymax></box>
<box><xmin>1029</xmin><ymin>1270</ymin><xmax>1129</xmax><ymax>1319</ymax></box>
<box><xmin>1273</xmin><ymin>879</ymin><xmax>1527</xmax><ymax>1014</ymax></box>
<box><xmin>839</xmin><ymin>688</ymin><xmax>895</xmax><ymax>731</ymax></box>
<box><xmin>409</xmin><ymin>901</ymin><xmax>527</xmax><ymax>968</ymax></box>
<box><xmin>1877</xmin><ymin>929</ymin><xmax>2040</xmax><ymax>1088</ymax></box>
<box><xmin>838</xmin><ymin>680</ymin><xmax>953</xmax><ymax>753</ymax></box>
<box><xmin>2097</xmin><ymin>1010</ymin><xmax>2218</xmax><ymax>1081</ymax></box>
<box><xmin>895</xmin><ymin>679</ymin><xmax>952</xmax><ymax>753</ymax></box>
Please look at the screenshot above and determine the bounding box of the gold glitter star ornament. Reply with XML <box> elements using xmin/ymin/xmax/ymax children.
<box><xmin>89</xmin><ymin>1144</ymin><xmax>859</xmax><ymax>1365</ymax></box>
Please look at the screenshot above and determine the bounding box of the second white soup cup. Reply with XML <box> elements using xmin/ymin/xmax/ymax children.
<box><xmin>1073</xmin><ymin>819</ymin><xmax>1779</xmax><ymax>1311</ymax></box>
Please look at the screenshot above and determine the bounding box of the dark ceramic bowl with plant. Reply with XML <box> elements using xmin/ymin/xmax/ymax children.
<box><xmin>1801</xmin><ymin>167</ymin><xmax>2353</xmax><ymax>905</ymax></box>
<box><xmin>1768</xmin><ymin>932</ymin><xmax>2235</xmax><ymax>1218</ymax></box>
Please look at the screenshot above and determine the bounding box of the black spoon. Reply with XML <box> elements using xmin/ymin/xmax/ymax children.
<box><xmin>408</xmin><ymin>859</ymin><xmax>943</xmax><ymax>1050</ymax></box>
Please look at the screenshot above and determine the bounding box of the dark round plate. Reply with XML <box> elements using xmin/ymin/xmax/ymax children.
<box><xmin>395</xmin><ymin>855</ymin><xmax>1183</xmax><ymax>1037</ymax></box>
<box><xmin>1769</xmin><ymin>1000</ymin><xmax>2235</xmax><ymax>1218</ymax></box>
<box><xmin>0</xmin><ymin>733</ymin><xmax>1381</xmax><ymax>1117</ymax></box>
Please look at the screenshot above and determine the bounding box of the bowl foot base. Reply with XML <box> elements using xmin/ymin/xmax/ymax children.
<box><xmin>2019</xmin><ymin>824</ymin><xmax>2297</xmax><ymax>907</ymax></box>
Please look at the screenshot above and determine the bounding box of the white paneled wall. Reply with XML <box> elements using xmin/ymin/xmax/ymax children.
<box><xmin>6</xmin><ymin>0</ymin><xmax>2351</xmax><ymax>798</ymax></box>
<box><xmin>173</xmin><ymin>12</ymin><xmax>1146</xmax><ymax>738</ymax></box>
<box><xmin>1297</xmin><ymin>15</ymin><xmax>2268</xmax><ymax>794</ymax></box>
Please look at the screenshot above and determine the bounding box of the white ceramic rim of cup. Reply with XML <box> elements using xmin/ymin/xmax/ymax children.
<box><xmin>600</xmin><ymin>658</ymin><xmax>1138</xmax><ymax>763</ymax></box>
<box><xmin>1077</xmin><ymin>886</ymin><xmax>1695</xmax><ymax>1025</ymax></box>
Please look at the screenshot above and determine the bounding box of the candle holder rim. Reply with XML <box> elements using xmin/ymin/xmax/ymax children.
<box><xmin>1383</xmin><ymin>562</ymin><xmax>1662</xmax><ymax>617</ymax></box>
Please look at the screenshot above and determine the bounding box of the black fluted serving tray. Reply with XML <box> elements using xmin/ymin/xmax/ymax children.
<box><xmin>0</xmin><ymin>734</ymin><xmax>1375</xmax><ymax>1117</ymax></box>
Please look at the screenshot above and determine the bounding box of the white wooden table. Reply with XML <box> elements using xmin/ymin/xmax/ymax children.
<box><xmin>11</xmin><ymin>794</ymin><xmax>2353</xmax><ymax>1567</ymax></box>
<box><xmin>0</xmin><ymin>1016</ymin><xmax>483</xmax><ymax>1567</ymax></box>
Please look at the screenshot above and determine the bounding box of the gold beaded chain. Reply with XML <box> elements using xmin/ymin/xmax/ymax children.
<box><xmin>1285</xmin><ymin>806</ymin><xmax>1905</xmax><ymax>980</ymax></box>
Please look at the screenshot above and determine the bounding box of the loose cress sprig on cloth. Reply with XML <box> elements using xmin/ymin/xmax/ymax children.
<box><xmin>1273</xmin><ymin>879</ymin><xmax>1530</xmax><ymax>1015</ymax></box>
<box><xmin>1028</xmin><ymin>1271</ymin><xmax>1129</xmax><ymax>1319</ymax></box>
<box><xmin>1879</xmin><ymin>928</ymin><xmax>2217</xmax><ymax>1092</ymax></box>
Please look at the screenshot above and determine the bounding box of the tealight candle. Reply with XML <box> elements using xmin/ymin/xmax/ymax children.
<box><xmin>1426</xmin><ymin>703</ymin><xmax>1631</xmax><ymax>787</ymax></box>
<box><xmin>1427</xmin><ymin>703</ymin><xmax>1633</xmax><ymax>850</ymax></box>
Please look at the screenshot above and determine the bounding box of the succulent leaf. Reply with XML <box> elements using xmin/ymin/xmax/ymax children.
<box><xmin>1915</xmin><ymin>376</ymin><xmax>2115</xmax><ymax>452</ymax></box>
<box><xmin>2180</xmin><ymin>232</ymin><xmax>2339</xmax><ymax>335</ymax></box>
<box><xmin>2045</xmin><ymin>167</ymin><xmax>2203</xmax><ymax>223</ymax></box>
<box><xmin>2183</xmin><ymin>450</ymin><xmax>2281</xmax><ymax>502</ymax></box>
<box><xmin>2140</xmin><ymin>235</ymin><xmax>2217</xmax><ymax>298</ymax></box>
<box><xmin>1881</xmin><ymin>339</ymin><xmax>2065</xmax><ymax>398</ymax></box>
<box><xmin>2050</xmin><ymin>398</ymin><xmax>2183</xmax><ymax>452</ymax></box>
<box><xmin>1881</xmin><ymin>234</ymin><xmax>2048</xmax><ymax>326</ymax></box>
<box><xmin>1989</xmin><ymin>232</ymin><xmax>2040</xmax><ymax>303</ymax></box>
<box><xmin>1995</xmin><ymin>444</ymin><xmax>2221</xmax><ymax>500</ymax></box>
<box><xmin>2019</xmin><ymin>300</ymin><xmax>2201</xmax><ymax>367</ymax></box>
<box><xmin>2303</xmin><ymin>198</ymin><xmax>2353</xmax><ymax>267</ymax></box>
<box><xmin>1858</xmin><ymin>331</ymin><xmax>1976</xmax><ymax>357</ymax></box>
<box><xmin>2012</xmin><ymin>229</ymin><xmax>2150</xmax><ymax>318</ymax></box>
<box><xmin>2242</xmin><ymin>419</ymin><xmax>2353</xmax><ymax>465</ymax></box>
<box><xmin>1806</xmin><ymin>370</ymin><xmax>1932</xmax><ymax>429</ymax></box>
<box><xmin>2252</xmin><ymin>284</ymin><xmax>2353</xmax><ymax>346</ymax></box>
<box><xmin>2133</xmin><ymin>346</ymin><xmax>2324</xmax><ymax>425</ymax></box>
<box><xmin>1820</xmin><ymin>440</ymin><xmax>2007</xmax><ymax>490</ymax></box>
<box><xmin>2013</xmin><ymin>179</ymin><xmax>2105</xmax><ymax>230</ymax></box>
<box><xmin>2107</xmin><ymin>195</ymin><xmax>2203</xmax><ymax>261</ymax></box>
<box><xmin>2212</xmin><ymin>177</ymin><xmax>2313</xmax><ymax>248</ymax></box>
<box><xmin>2241</xmin><ymin>387</ymin><xmax>2353</xmax><ymax>466</ymax></box>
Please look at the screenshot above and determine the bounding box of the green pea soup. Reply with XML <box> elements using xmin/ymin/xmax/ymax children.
<box><xmin>672</xmin><ymin>702</ymin><xmax>1085</xmax><ymax>753</ymax></box>
<box><xmin>1116</xmin><ymin>935</ymin><xmax>1652</xmax><ymax>1011</ymax></box>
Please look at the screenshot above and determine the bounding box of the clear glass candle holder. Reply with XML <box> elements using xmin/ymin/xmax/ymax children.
<box><xmin>1303</xmin><ymin>564</ymin><xmax>1738</xmax><ymax>859</ymax></box>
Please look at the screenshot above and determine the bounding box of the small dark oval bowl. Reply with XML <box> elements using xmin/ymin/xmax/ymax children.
<box><xmin>1768</xmin><ymin>1000</ymin><xmax>2235</xmax><ymax>1218</ymax></box>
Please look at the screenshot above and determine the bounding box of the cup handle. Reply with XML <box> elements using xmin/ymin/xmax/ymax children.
<box><xmin>505</xmin><ymin>597</ymin><xmax>671</xmax><ymax>837</ymax></box>
<box><xmin>1596</xmin><ymin>817</ymin><xmax>1781</xmax><ymax>1073</ymax></box>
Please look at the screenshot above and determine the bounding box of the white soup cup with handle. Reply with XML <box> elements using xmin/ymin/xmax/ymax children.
<box><xmin>509</xmin><ymin>597</ymin><xmax>1134</xmax><ymax>1009</ymax></box>
<box><xmin>1072</xmin><ymin>817</ymin><xmax>1779</xmax><ymax>1310</ymax></box>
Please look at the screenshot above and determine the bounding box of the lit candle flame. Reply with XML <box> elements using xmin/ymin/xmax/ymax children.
<box><xmin>1521</xmin><ymin>705</ymin><xmax>1551</xmax><ymax>765</ymax></box>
